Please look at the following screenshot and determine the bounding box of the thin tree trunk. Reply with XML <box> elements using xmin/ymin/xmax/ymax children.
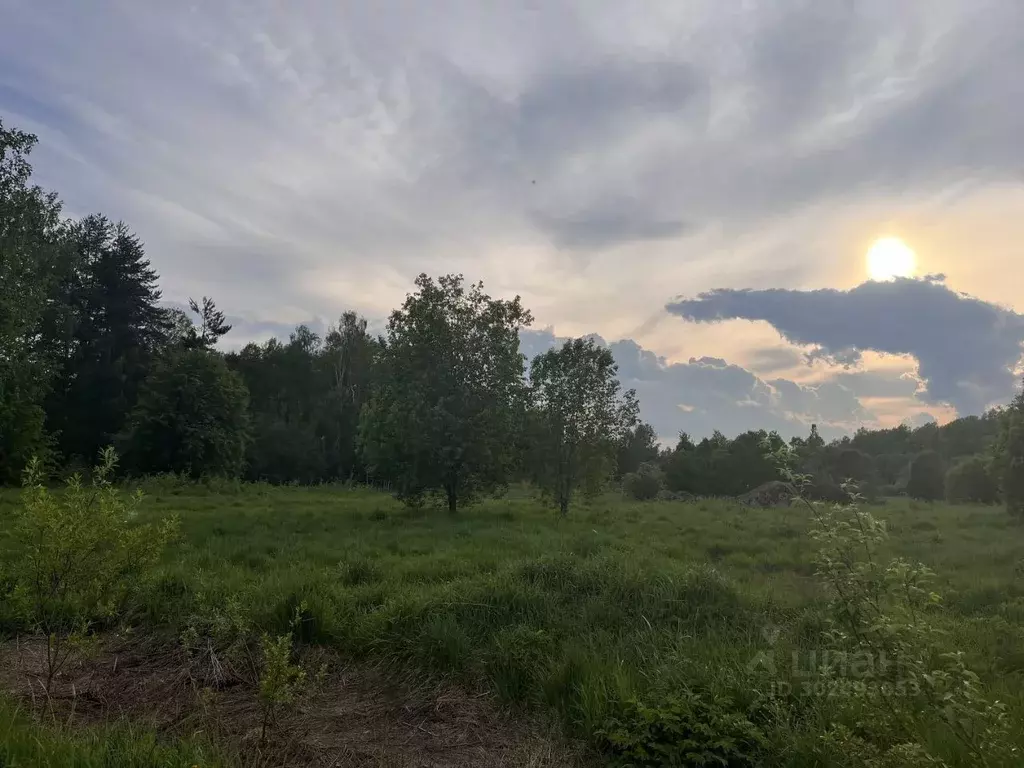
<box><xmin>447</xmin><ymin>486</ymin><xmax>457</xmax><ymax>514</ymax></box>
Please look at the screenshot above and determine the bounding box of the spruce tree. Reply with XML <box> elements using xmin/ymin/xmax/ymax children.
<box><xmin>47</xmin><ymin>217</ymin><xmax>169</xmax><ymax>464</ymax></box>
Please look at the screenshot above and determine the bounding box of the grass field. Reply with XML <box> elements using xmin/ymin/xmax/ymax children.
<box><xmin>3</xmin><ymin>481</ymin><xmax>1024</xmax><ymax>765</ymax></box>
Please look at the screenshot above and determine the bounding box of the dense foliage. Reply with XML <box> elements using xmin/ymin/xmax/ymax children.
<box><xmin>945</xmin><ymin>455</ymin><xmax>999</xmax><ymax>504</ymax></box>
<box><xmin>906</xmin><ymin>449</ymin><xmax>946</xmax><ymax>501</ymax></box>
<box><xmin>527</xmin><ymin>338</ymin><xmax>638</xmax><ymax>513</ymax></box>
<box><xmin>0</xmin><ymin>120</ymin><xmax>66</xmax><ymax>480</ymax></box>
<box><xmin>121</xmin><ymin>348</ymin><xmax>251</xmax><ymax>478</ymax></box>
<box><xmin>358</xmin><ymin>274</ymin><xmax>533</xmax><ymax>511</ymax></box>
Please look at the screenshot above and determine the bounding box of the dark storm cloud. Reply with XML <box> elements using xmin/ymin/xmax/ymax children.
<box><xmin>666</xmin><ymin>278</ymin><xmax>1024</xmax><ymax>414</ymax></box>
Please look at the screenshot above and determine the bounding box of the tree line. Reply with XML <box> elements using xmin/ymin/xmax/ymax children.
<box><xmin>3</xmin><ymin>117</ymin><xmax>1023</xmax><ymax>516</ymax></box>
<box><xmin>628</xmin><ymin>411</ymin><xmax>1022</xmax><ymax>506</ymax></box>
<box><xmin>2</xmin><ymin>119</ymin><xmax>641</xmax><ymax>513</ymax></box>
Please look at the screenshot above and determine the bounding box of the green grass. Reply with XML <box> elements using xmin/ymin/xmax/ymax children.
<box><xmin>3</xmin><ymin>482</ymin><xmax>1024</xmax><ymax>765</ymax></box>
<box><xmin>0</xmin><ymin>695</ymin><xmax>227</xmax><ymax>768</ymax></box>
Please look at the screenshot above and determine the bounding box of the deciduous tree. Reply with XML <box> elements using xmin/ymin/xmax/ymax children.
<box><xmin>0</xmin><ymin>120</ymin><xmax>66</xmax><ymax>480</ymax></box>
<box><xmin>945</xmin><ymin>455</ymin><xmax>998</xmax><ymax>505</ymax></box>
<box><xmin>616</xmin><ymin>422</ymin><xmax>660</xmax><ymax>477</ymax></box>
<box><xmin>526</xmin><ymin>338</ymin><xmax>638</xmax><ymax>515</ymax></box>
<box><xmin>359</xmin><ymin>274</ymin><xmax>532</xmax><ymax>512</ymax></box>
<box><xmin>121</xmin><ymin>348</ymin><xmax>251</xmax><ymax>478</ymax></box>
<box><xmin>906</xmin><ymin>450</ymin><xmax>945</xmax><ymax>501</ymax></box>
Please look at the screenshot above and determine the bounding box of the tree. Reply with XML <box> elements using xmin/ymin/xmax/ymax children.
<box><xmin>945</xmin><ymin>456</ymin><xmax>998</xmax><ymax>505</ymax></box>
<box><xmin>806</xmin><ymin>423</ymin><xmax>825</xmax><ymax>452</ymax></box>
<box><xmin>359</xmin><ymin>274</ymin><xmax>532</xmax><ymax>512</ymax></box>
<box><xmin>184</xmin><ymin>296</ymin><xmax>232</xmax><ymax>350</ymax></box>
<box><xmin>46</xmin><ymin>216</ymin><xmax>169</xmax><ymax>465</ymax></box>
<box><xmin>320</xmin><ymin>312</ymin><xmax>377</xmax><ymax>481</ymax></box>
<box><xmin>226</xmin><ymin>314</ymin><xmax>377</xmax><ymax>484</ymax></box>
<box><xmin>623</xmin><ymin>461</ymin><xmax>664</xmax><ymax>501</ymax></box>
<box><xmin>906</xmin><ymin>450</ymin><xmax>945</xmax><ymax>501</ymax></box>
<box><xmin>526</xmin><ymin>338</ymin><xmax>638</xmax><ymax>515</ymax></box>
<box><xmin>722</xmin><ymin>430</ymin><xmax>785</xmax><ymax>495</ymax></box>
<box><xmin>162</xmin><ymin>307</ymin><xmax>196</xmax><ymax>350</ymax></box>
<box><xmin>0</xmin><ymin>120</ymin><xmax>67</xmax><ymax>481</ymax></box>
<box><xmin>121</xmin><ymin>348</ymin><xmax>251</xmax><ymax>478</ymax></box>
<box><xmin>1001</xmin><ymin>411</ymin><xmax>1024</xmax><ymax>519</ymax></box>
<box><xmin>663</xmin><ymin>432</ymin><xmax>699</xmax><ymax>494</ymax></box>
<box><xmin>617</xmin><ymin>422</ymin><xmax>660</xmax><ymax>477</ymax></box>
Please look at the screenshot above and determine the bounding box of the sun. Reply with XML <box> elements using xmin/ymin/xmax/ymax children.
<box><xmin>866</xmin><ymin>237</ymin><xmax>916</xmax><ymax>281</ymax></box>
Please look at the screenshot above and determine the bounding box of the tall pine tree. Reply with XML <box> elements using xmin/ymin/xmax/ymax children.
<box><xmin>47</xmin><ymin>216</ymin><xmax>169</xmax><ymax>464</ymax></box>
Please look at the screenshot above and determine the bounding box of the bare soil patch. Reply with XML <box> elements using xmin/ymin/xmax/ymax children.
<box><xmin>0</xmin><ymin>634</ymin><xmax>591</xmax><ymax>767</ymax></box>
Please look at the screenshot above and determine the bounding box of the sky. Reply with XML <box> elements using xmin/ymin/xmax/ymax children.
<box><xmin>3</xmin><ymin>0</ymin><xmax>1023</xmax><ymax>442</ymax></box>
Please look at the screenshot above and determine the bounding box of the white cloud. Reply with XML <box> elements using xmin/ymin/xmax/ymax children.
<box><xmin>3</xmin><ymin>0</ymin><xmax>1021</xmax><ymax>432</ymax></box>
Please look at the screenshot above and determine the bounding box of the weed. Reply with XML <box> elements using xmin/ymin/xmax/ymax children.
<box><xmin>597</xmin><ymin>689</ymin><xmax>765</xmax><ymax>767</ymax></box>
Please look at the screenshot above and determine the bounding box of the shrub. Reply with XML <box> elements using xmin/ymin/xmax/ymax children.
<box><xmin>5</xmin><ymin>448</ymin><xmax>178</xmax><ymax>697</ymax></box>
<box><xmin>623</xmin><ymin>462</ymin><xmax>664</xmax><ymax>501</ymax></box>
<box><xmin>597</xmin><ymin>689</ymin><xmax>765</xmax><ymax>767</ymax></box>
<box><xmin>257</xmin><ymin>632</ymin><xmax>307</xmax><ymax>741</ymax></box>
<box><xmin>906</xmin><ymin>450</ymin><xmax>945</xmax><ymax>501</ymax></box>
<box><xmin>776</xmin><ymin>450</ymin><xmax>1018</xmax><ymax>765</ymax></box>
<box><xmin>945</xmin><ymin>455</ymin><xmax>998</xmax><ymax>504</ymax></box>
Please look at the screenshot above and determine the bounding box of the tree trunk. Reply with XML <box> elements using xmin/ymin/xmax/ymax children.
<box><xmin>446</xmin><ymin>486</ymin><xmax>458</xmax><ymax>514</ymax></box>
<box><xmin>558</xmin><ymin>495</ymin><xmax>569</xmax><ymax>516</ymax></box>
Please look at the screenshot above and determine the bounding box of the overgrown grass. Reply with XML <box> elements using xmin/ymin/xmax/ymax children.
<box><xmin>0</xmin><ymin>695</ymin><xmax>228</xmax><ymax>767</ymax></box>
<box><xmin>2</xmin><ymin>483</ymin><xmax>1023</xmax><ymax>764</ymax></box>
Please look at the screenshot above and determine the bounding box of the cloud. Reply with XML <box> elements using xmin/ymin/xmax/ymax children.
<box><xmin>531</xmin><ymin>203</ymin><xmax>688</xmax><ymax>250</ymax></box>
<box><xmin>521</xmin><ymin>329</ymin><xmax>877</xmax><ymax>442</ymax></box>
<box><xmin>3</xmin><ymin>3</ymin><xmax>1020</xmax><ymax>300</ymax></box>
<box><xmin>3</xmin><ymin>0</ymin><xmax>1023</xmax><ymax>430</ymax></box>
<box><xmin>745</xmin><ymin>347</ymin><xmax>806</xmax><ymax>375</ymax></box>
<box><xmin>904</xmin><ymin>412</ymin><xmax>938</xmax><ymax>429</ymax></box>
<box><xmin>831</xmin><ymin>370</ymin><xmax>923</xmax><ymax>400</ymax></box>
<box><xmin>667</xmin><ymin>278</ymin><xmax>1024</xmax><ymax>414</ymax></box>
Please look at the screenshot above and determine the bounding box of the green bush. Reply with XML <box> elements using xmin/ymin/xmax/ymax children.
<box><xmin>597</xmin><ymin>689</ymin><xmax>765</xmax><ymax>767</ymax></box>
<box><xmin>623</xmin><ymin>462</ymin><xmax>664</xmax><ymax>501</ymax></box>
<box><xmin>906</xmin><ymin>450</ymin><xmax>945</xmax><ymax>501</ymax></box>
<box><xmin>5</xmin><ymin>448</ymin><xmax>178</xmax><ymax>694</ymax></box>
<box><xmin>945</xmin><ymin>455</ymin><xmax>999</xmax><ymax>504</ymax></box>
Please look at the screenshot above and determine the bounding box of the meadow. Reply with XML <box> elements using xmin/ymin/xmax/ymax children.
<box><xmin>2</xmin><ymin>481</ymin><xmax>1024</xmax><ymax>766</ymax></box>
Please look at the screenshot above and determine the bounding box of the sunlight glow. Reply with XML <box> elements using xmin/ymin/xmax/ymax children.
<box><xmin>866</xmin><ymin>237</ymin><xmax>916</xmax><ymax>281</ymax></box>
